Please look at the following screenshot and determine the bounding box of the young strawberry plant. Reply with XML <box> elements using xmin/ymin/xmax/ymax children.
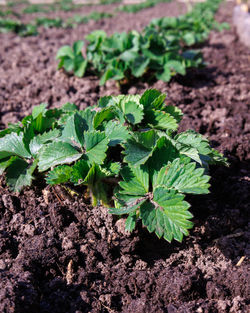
<box><xmin>56</xmin><ymin>40</ymin><xmax>88</xmax><ymax>77</ymax></box>
<box><xmin>147</xmin><ymin>0</ymin><xmax>229</xmax><ymax>46</ymax></box>
<box><xmin>0</xmin><ymin>89</ymin><xmax>227</xmax><ymax>242</ymax></box>
<box><xmin>57</xmin><ymin>28</ymin><xmax>203</xmax><ymax>85</ymax></box>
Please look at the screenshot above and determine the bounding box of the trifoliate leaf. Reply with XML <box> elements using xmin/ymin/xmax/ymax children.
<box><xmin>38</xmin><ymin>141</ymin><xmax>82</xmax><ymax>171</ymax></box>
<box><xmin>84</xmin><ymin>131</ymin><xmax>109</xmax><ymax>164</ymax></box>
<box><xmin>61</xmin><ymin>112</ymin><xmax>87</xmax><ymax>147</ymax></box>
<box><xmin>29</xmin><ymin>129</ymin><xmax>61</xmax><ymax>156</ymax></box>
<box><xmin>154</xmin><ymin>158</ymin><xmax>210</xmax><ymax>194</ymax></box>
<box><xmin>140</xmin><ymin>89</ymin><xmax>162</xmax><ymax>109</ymax></box>
<box><xmin>46</xmin><ymin>165</ymin><xmax>72</xmax><ymax>185</ymax></box>
<box><xmin>123</xmin><ymin>130</ymin><xmax>159</xmax><ymax>166</ymax></box>
<box><xmin>140</xmin><ymin>189</ymin><xmax>193</xmax><ymax>242</ymax></box>
<box><xmin>122</xmin><ymin>101</ymin><xmax>144</xmax><ymax>125</ymax></box>
<box><xmin>105</xmin><ymin>120</ymin><xmax>130</xmax><ymax>146</ymax></box>
<box><xmin>144</xmin><ymin>109</ymin><xmax>178</xmax><ymax>131</ymax></box>
<box><xmin>119</xmin><ymin>165</ymin><xmax>149</xmax><ymax>196</ymax></box>
<box><xmin>174</xmin><ymin>130</ymin><xmax>212</xmax><ymax>164</ymax></box>
<box><xmin>6</xmin><ymin>158</ymin><xmax>37</xmax><ymax>192</ymax></box>
<box><xmin>0</xmin><ymin>133</ymin><xmax>31</xmax><ymax>160</ymax></box>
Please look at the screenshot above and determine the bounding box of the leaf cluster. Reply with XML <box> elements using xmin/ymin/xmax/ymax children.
<box><xmin>117</xmin><ymin>0</ymin><xmax>171</xmax><ymax>14</ymax></box>
<box><xmin>147</xmin><ymin>0</ymin><xmax>229</xmax><ymax>46</ymax></box>
<box><xmin>0</xmin><ymin>18</ymin><xmax>38</xmax><ymax>36</ymax></box>
<box><xmin>0</xmin><ymin>89</ymin><xmax>227</xmax><ymax>242</ymax></box>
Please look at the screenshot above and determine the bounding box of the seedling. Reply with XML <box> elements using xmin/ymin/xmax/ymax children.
<box><xmin>0</xmin><ymin>89</ymin><xmax>227</xmax><ymax>242</ymax></box>
<box><xmin>56</xmin><ymin>40</ymin><xmax>88</xmax><ymax>77</ymax></box>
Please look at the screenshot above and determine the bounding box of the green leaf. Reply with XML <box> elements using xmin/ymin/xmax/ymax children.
<box><xmin>174</xmin><ymin>130</ymin><xmax>212</xmax><ymax>165</ymax></box>
<box><xmin>102</xmin><ymin>162</ymin><xmax>121</xmax><ymax>176</ymax></box>
<box><xmin>79</xmin><ymin>108</ymin><xmax>96</xmax><ymax>131</ymax></box>
<box><xmin>123</xmin><ymin>130</ymin><xmax>159</xmax><ymax>166</ymax></box>
<box><xmin>156</xmin><ymin>67</ymin><xmax>171</xmax><ymax>82</ymax></box>
<box><xmin>131</xmin><ymin>56</ymin><xmax>149</xmax><ymax>77</ymax></box>
<box><xmin>32</xmin><ymin>103</ymin><xmax>47</xmax><ymax>119</ymax></box>
<box><xmin>62</xmin><ymin>103</ymin><xmax>79</xmax><ymax>112</ymax></box>
<box><xmin>166</xmin><ymin>60</ymin><xmax>186</xmax><ymax>75</ymax></box>
<box><xmin>125</xmin><ymin>212</ymin><xmax>137</xmax><ymax>232</ymax></box>
<box><xmin>6</xmin><ymin>158</ymin><xmax>37</xmax><ymax>192</ymax></box>
<box><xmin>84</xmin><ymin>131</ymin><xmax>109</xmax><ymax>164</ymax></box>
<box><xmin>119</xmin><ymin>165</ymin><xmax>149</xmax><ymax>196</ymax></box>
<box><xmin>61</xmin><ymin>112</ymin><xmax>86</xmax><ymax>146</ymax></box>
<box><xmin>0</xmin><ymin>133</ymin><xmax>31</xmax><ymax>160</ymax></box>
<box><xmin>154</xmin><ymin>158</ymin><xmax>210</xmax><ymax>194</ymax></box>
<box><xmin>72</xmin><ymin>40</ymin><xmax>84</xmax><ymax>55</ymax></box>
<box><xmin>70</xmin><ymin>159</ymin><xmax>90</xmax><ymax>185</ymax></box>
<box><xmin>56</xmin><ymin>45</ymin><xmax>74</xmax><ymax>59</ymax></box>
<box><xmin>122</xmin><ymin>101</ymin><xmax>144</xmax><ymax>125</ymax></box>
<box><xmin>29</xmin><ymin>129</ymin><xmax>61</xmax><ymax>156</ymax></box>
<box><xmin>144</xmin><ymin>109</ymin><xmax>178</xmax><ymax>131</ymax></box>
<box><xmin>93</xmin><ymin>107</ymin><xmax>115</xmax><ymax>129</ymax></box>
<box><xmin>74</xmin><ymin>59</ymin><xmax>88</xmax><ymax>77</ymax></box>
<box><xmin>38</xmin><ymin>141</ymin><xmax>82</xmax><ymax>171</ymax></box>
<box><xmin>46</xmin><ymin>165</ymin><xmax>72</xmax><ymax>185</ymax></box>
<box><xmin>109</xmin><ymin>200</ymin><xmax>145</xmax><ymax>215</ymax></box>
<box><xmin>105</xmin><ymin>120</ymin><xmax>130</xmax><ymax>146</ymax></box>
<box><xmin>140</xmin><ymin>89</ymin><xmax>162</xmax><ymax>110</ymax></box>
<box><xmin>0</xmin><ymin>156</ymin><xmax>17</xmax><ymax>175</ymax></box>
<box><xmin>164</xmin><ymin>105</ymin><xmax>183</xmax><ymax>123</ymax></box>
<box><xmin>140</xmin><ymin>189</ymin><xmax>193</xmax><ymax>242</ymax></box>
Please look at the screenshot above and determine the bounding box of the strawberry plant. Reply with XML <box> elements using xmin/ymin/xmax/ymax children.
<box><xmin>0</xmin><ymin>89</ymin><xmax>227</xmax><ymax>242</ymax></box>
<box><xmin>57</xmin><ymin>28</ymin><xmax>203</xmax><ymax>85</ymax></box>
<box><xmin>147</xmin><ymin>0</ymin><xmax>229</xmax><ymax>46</ymax></box>
<box><xmin>56</xmin><ymin>40</ymin><xmax>88</xmax><ymax>77</ymax></box>
<box><xmin>0</xmin><ymin>18</ymin><xmax>38</xmax><ymax>36</ymax></box>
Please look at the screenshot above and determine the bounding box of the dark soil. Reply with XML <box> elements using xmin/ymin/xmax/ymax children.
<box><xmin>0</xmin><ymin>1</ymin><xmax>249</xmax><ymax>313</ymax></box>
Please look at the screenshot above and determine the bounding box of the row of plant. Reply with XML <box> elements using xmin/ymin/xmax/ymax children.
<box><xmin>1</xmin><ymin>0</ymin><xmax>121</xmax><ymax>17</ymax></box>
<box><xmin>0</xmin><ymin>11</ymin><xmax>113</xmax><ymax>36</ymax></box>
<box><xmin>56</xmin><ymin>0</ymin><xmax>228</xmax><ymax>86</ymax></box>
<box><xmin>147</xmin><ymin>0</ymin><xmax>229</xmax><ymax>46</ymax></box>
<box><xmin>0</xmin><ymin>0</ymin><xmax>173</xmax><ymax>34</ymax></box>
<box><xmin>117</xmin><ymin>0</ymin><xmax>171</xmax><ymax>13</ymax></box>
<box><xmin>0</xmin><ymin>89</ymin><xmax>227</xmax><ymax>242</ymax></box>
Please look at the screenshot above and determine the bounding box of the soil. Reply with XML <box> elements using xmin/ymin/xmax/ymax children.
<box><xmin>0</xmin><ymin>1</ymin><xmax>249</xmax><ymax>313</ymax></box>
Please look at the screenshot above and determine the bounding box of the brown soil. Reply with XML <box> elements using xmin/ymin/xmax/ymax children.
<box><xmin>0</xmin><ymin>1</ymin><xmax>249</xmax><ymax>313</ymax></box>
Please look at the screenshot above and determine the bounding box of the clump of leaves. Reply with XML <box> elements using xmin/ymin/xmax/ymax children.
<box><xmin>36</xmin><ymin>17</ymin><xmax>63</xmax><ymax>29</ymax></box>
<box><xmin>117</xmin><ymin>0</ymin><xmax>171</xmax><ymax>14</ymax></box>
<box><xmin>0</xmin><ymin>89</ymin><xmax>227</xmax><ymax>242</ymax></box>
<box><xmin>56</xmin><ymin>40</ymin><xmax>88</xmax><ymax>77</ymax></box>
<box><xmin>0</xmin><ymin>18</ymin><xmax>38</xmax><ymax>36</ymax></box>
<box><xmin>147</xmin><ymin>0</ymin><xmax>229</xmax><ymax>46</ymax></box>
